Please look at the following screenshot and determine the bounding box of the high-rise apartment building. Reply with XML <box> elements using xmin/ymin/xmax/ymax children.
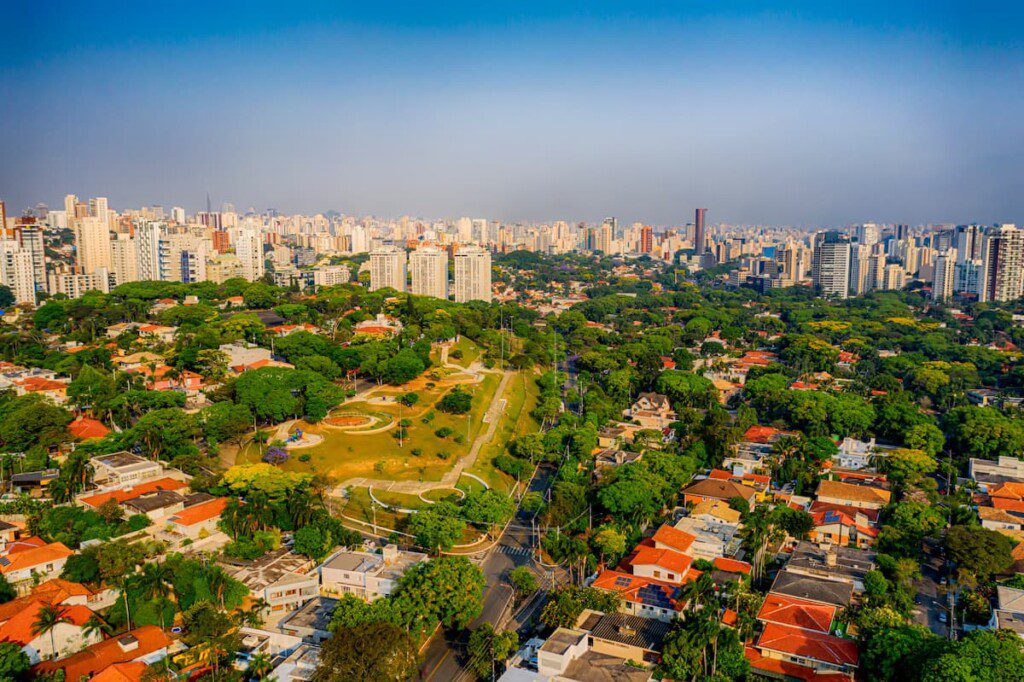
<box><xmin>848</xmin><ymin>244</ymin><xmax>872</xmax><ymax>295</ymax></box>
<box><xmin>811</xmin><ymin>231</ymin><xmax>851</xmax><ymax>298</ymax></box>
<box><xmin>136</xmin><ymin>222</ymin><xmax>164</xmax><ymax>281</ymax></box>
<box><xmin>110</xmin><ymin>233</ymin><xmax>138</xmax><ymax>285</ymax></box>
<box><xmin>409</xmin><ymin>246</ymin><xmax>449</xmax><ymax>300</ymax></box>
<box><xmin>369</xmin><ymin>245</ymin><xmax>407</xmax><ymax>292</ymax></box>
<box><xmin>0</xmin><ymin>241</ymin><xmax>36</xmax><ymax>305</ymax></box>
<box><xmin>236</xmin><ymin>228</ymin><xmax>265</xmax><ymax>282</ymax></box>
<box><xmin>453</xmin><ymin>246</ymin><xmax>492</xmax><ymax>302</ymax></box>
<box><xmin>640</xmin><ymin>225</ymin><xmax>653</xmax><ymax>254</ymax></box>
<box><xmin>979</xmin><ymin>224</ymin><xmax>1024</xmax><ymax>303</ymax></box>
<box><xmin>857</xmin><ymin>223</ymin><xmax>881</xmax><ymax>247</ymax></box>
<box><xmin>932</xmin><ymin>249</ymin><xmax>956</xmax><ymax>301</ymax></box>
<box><xmin>75</xmin><ymin>216</ymin><xmax>112</xmax><ymax>275</ymax></box>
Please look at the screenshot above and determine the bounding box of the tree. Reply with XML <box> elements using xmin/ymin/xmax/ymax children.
<box><xmin>293</xmin><ymin>524</ymin><xmax>335</xmax><ymax>562</ymax></box>
<box><xmin>407</xmin><ymin>505</ymin><xmax>466</xmax><ymax>554</ymax></box>
<box><xmin>540</xmin><ymin>586</ymin><xmax>620</xmax><ymax>629</ymax></box>
<box><xmin>392</xmin><ymin>556</ymin><xmax>485</xmax><ymax>632</ymax></box>
<box><xmin>461</xmin><ymin>490</ymin><xmax>515</xmax><ymax>536</ymax></box>
<box><xmin>383</xmin><ymin>349</ymin><xmax>426</xmax><ymax>385</ymax></box>
<box><xmin>32</xmin><ymin>604</ymin><xmax>71</xmax><ymax>661</ymax></box>
<box><xmin>921</xmin><ymin>629</ymin><xmax>1024</xmax><ymax>682</ymax></box>
<box><xmin>942</xmin><ymin>406</ymin><xmax>1024</xmax><ymax>461</ymax></box>
<box><xmin>508</xmin><ymin>566</ymin><xmax>538</xmax><ymax>601</ymax></box>
<box><xmin>590</xmin><ymin>526</ymin><xmax>627</xmax><ymax>566</ymax></box>
<box><xmin>0</xmin><ymin>573</ymin><xmax>16</xmax><ymax>604</ymax></box>
<box><xmin>0</xmin><ymin>641</ymin><xmax>30</xmax><ymax>680</ymax></box>
<box><xmin>438</xmin><ymin>387</ymin><xmax>472</xmax><ymax>414</ymax></box>
<box><xmin>466</xmin><ymin>624</ymin><xmax>518</xmax><ymax>681</ymax></box>
<box><xmin>0</xmin><ymin>285</ymin><xmax>14</xmax><ymax>308</ymax></box>
<box><xmin>138</xmin><ymin>561</ymin><xmax>174</xmax><ymax>631</ymax></box>
<box><xmin>313</xmin><ymin>622</ymin><xmax>418</xmax><ymax>682</ymax></box>
<box><xmin>944</xmin><ymin>525</ymin><xmax>1014</xmax><ymax>582</ymax></box>
<box><xmin>655</xmin><ymin>371</ymin><xmax>716</xmax><ymax>409</ymax></box>
<box><xmin>860</xmin><ymin>624</ymin><xmax>943</xmax><ymax>682</ymax></box>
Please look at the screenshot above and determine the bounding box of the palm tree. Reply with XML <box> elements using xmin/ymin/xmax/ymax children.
<box><xmin>246</xmin><ymin>652</ymin><xmax>273</xmax><ymax>681</ymax></box>
<box><xmin>117</xmin><ymin>574</ymin><xmax>136</xmax><ymax>631</ymax></box>
<box><xmin>250</xmin><ymin>597</ymin><xmax>271</xmax><ymax>628</ymax></box>
<box><xmin>207</xmin><ymin>566</ymin><xmax>230</xmax><ymax>609</ymax></box>
<box><xmin>32</xmin><ymin>604</ymin><xmax>71</xmax><ymax>661</ymax></box>
<box><xmin>139</xmin><ymin>562</ymin><xmax>174</xmax><ymax>632</ymax></box>
<box><xmin>82</xmin><ymin>614</ymin><xmax>111</xmax><ymax>642</ymax></box>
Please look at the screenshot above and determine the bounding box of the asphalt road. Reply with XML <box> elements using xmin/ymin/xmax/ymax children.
<box><xmin>420</xmin><ymin>466</ymin><xmax>562</xmax><ymax>681</ymax></box>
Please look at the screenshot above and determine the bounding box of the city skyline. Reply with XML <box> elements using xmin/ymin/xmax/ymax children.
<box><xmin>3</xmin><ymin>2</ymin><xmax>1023</xmax><ymax>225</ymax></box>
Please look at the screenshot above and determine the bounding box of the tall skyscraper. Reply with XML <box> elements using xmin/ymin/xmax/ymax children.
<box><xmin>369</xmin><ymin>245</ymin><xmax>407</xmax><ymax>292</ymax></box>
<box><xmin>0</xmin><ymin>241</ymin><xmax>36</xmax><ymax>305</ymax></box>
<box><xmin>110</xmin><ymin>233</ymin><xmax>138</xmax><ymax>286</ymax></box>
<box><xmin>811</xmin><ymin>231</ymin><xmax>851</xmax><ymax>298</ymax></box>
<box><xmin>236</xmin><ymin>227</ymin><xmax>265</xmax><ymax>282</ymax></box>
<box><xmin>857</xmin><ymin>223</ymin><xmax>881</xmax><ymax>246</ymax></box>
<box><xmin>694</xmin><ymin>208</ymin><xmax>708</xmax><ymax>253</ymax></box>
<box><xmin>596</xmin><ymin>219</ymin><xmax>614</xmax><ymax>254</ymax></box>
<box><xmin>453</xmin><ymin>246</ymin><xmax>492</xmax><ymax>302</ymax></box>
<box><xmin>640</xmin><ymin>225</ymin><xmax>653</xmax><ymax>254</ymax></box>
<box><xmin>75</xmin><ymin>216</ymin><xmax>112</xmax><ymax>275</ymax></box>
<box><xmin>932</xmin><ymin>249</ymin><xmax>956</xmax><ymax>301</ymax></box>
<box><xmin>848</xmin><ymin>244</ymin><xmax>872</xmax><ymax>295</ymax></box>
<box><xmin>979</xmin><ymin>224</ymin><xmax>1024</xmax><ymax>303</ymax></box>
<box><xmin>136</xmin><ymin>222</ymin><xmax>164</xmax><ymax>281</ymax></box>
<box><xmin>409</xmin><ymin>246</ymin><xmax>449</xmax><ymax>299</ymax></box>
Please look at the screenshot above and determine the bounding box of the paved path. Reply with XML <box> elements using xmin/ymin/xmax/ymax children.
<box><xmin>331</xmin><ymin>369</ymin><xmax>514</xmax><ymax>498</ymax></box>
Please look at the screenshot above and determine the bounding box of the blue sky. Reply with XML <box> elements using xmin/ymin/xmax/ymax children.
<box><xmin>2</xmin><ymin>1</ymin><xmax>1022</xmax><ymax>226</ymax></box>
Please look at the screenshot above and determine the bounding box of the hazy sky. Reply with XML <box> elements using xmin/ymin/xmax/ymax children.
<box><xmin>2</xmin><ymin>1</ymin><xmax>1023</xmax><ymax>226</ymax></box>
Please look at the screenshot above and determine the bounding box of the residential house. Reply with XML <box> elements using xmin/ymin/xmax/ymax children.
<box><xmin>970</xmin><ymin>456</ymin><xmax>1024</xmax><ymax>492</ymax></box>
<box><xmin>591</xmin><ymin>570</ymin><xmax>686</xmax><ymax>622</ymax></box>
<box><xmin>990</xmin><ymin>586</ymin><xmax>1024</xmax><ymax>639</ymax></box>
<box><xmin>756</xmin><ymin>593</ymin><xmax>837</xmax><ymax>635</ymax></box>
<box><xmin>832</xmin><ymin>437</ymin><xmax>880</xmax><ymax>471</ymax></box>
<box><xmin>0</xmin><ymin>540</ymin><xmax>74</xmax><ymax>594</ymax></box>
<box><xmin>136</xmin><ymin>324</ymin><xmax>177</xmax><ymax>343</ymax></box>
<box><xmin>624</xmin><ymin>393</ymin><xmax>677</xmax><ymax>430</ymax></box>
<box><xmin>769</xmin><ymin>570</ymin><xmax>854</xmax><ymax>609</ymax></box>
<box><xmin>786</xmin><ymin>542</ymin><xmax>876</xmax><ymax>592</ymax></box>
<box><xmin>673</xmin><ymin>501</ymin><xmax>743</xmax><ymax>560</ymax></box>
<box><xmin>815</xmin><ymin>480</ymin><xmax>891</xmax><ymax>510</ymax></box>
<box><xmin>723</xmin><ymin>425</ymin><xmax>793</xmax><ymax>475</ymax></box>
<box><xmin>234</xmin><ymin>628</ymin><xmax>303</xmax><ymax>672</ymax></box>
<box><xmin>979</xmin><ymin>506</ymin><xmax>1024</xmax><ymax>532</ymax></box>
<box><xmin>626</xmin><ymin>546</ymin><xmax>696</xmax><ymax>585</ymax></box>
<box><xmin>527</xmin><ymin>627</ymin><xmax>654</xmax><ymax>681</ymax></box>
<box><xmin>681</xmin><ymin>478</ymin><xmax>758</xmax><ymax>509</ymax></box>
<box><xmin>574</xmin><ymin>610</ymin><xmax>671</xmax><ymax>668</ymax></box>
<box><xmin>0</xmin><ymin>596</ymin><xmax>99</xmax><ymax>663</ymax></box>
<box><xmin>33</xmin><ymin>626</ymin><xmax>172</xmax><ymax>680</ymax></box>
<box><xmin>753</xmin><ymin>623</ymin><xmax>858</xmax><ymax>677</ymax></box>
<box><xmin>225</xmin><ymin>548</ymin><xmax>319</xmax><ymax>614</ymax></box>
<box><xmin>90</xmin><ymin>452</ymin><xmax>165</xmax><ymax>487</ymax></box>
<box><xmin>319</xmin><ymin>544</ymin><xmax>427</xmax><ymax>601</ymax></box>
<box><xmin>809</xmin><ymin>510</ymin><xmax>878</xmax><ymax>549</ymax></box>
<box><xmin>67</xmin><ymin>416</ymin><xmax>111</xmax><ymax>442</ymax></box>
<box><xmin>10</xmin><ymin>469</ymin><xmax>59</xmax><ymax>497</ymax></box>
<box><xmin>79</xmin><ymin>477</ymin><xmax>188</xmax><ymax>513</ymax></box>
<box><xmin>279</xmin><ymin>596</ymin><xmax>338</xmax><ymax>643</ymax></box>
<box><xmin>164</xmin><ymin>496</ymin><xmax>228</xmax><ymax>540</ymax></box>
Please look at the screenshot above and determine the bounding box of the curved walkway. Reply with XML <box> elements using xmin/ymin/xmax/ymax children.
<box><xmin>331</xmin><ymin>369</ymin><xmax>514</xmax><ymax>497</ymax></box>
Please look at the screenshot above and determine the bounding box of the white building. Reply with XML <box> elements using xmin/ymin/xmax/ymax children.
<box><xmin>0</xmin><ymin>242</ymin><xmax>36</xmax><ymax>305</ymax></box>
<box><xmin>409</xmin><ymin>246</ymin><xmax>449</xmax><ymax>300</ymax></box>
<box><xmin>453</xmin><ymin>245</ymin><xmax>492</xmax><ymax>302</ymax></box>
<box><xmin>236</xmin><ymin>227</ymin><xmax>265</xmax><ymax>282</ymax></box>
<box><xmin>369</xmin><ymin>245</ymin><xmax>407</xmax><ymax>292</ymax></box>
<box><xmin>932</xmin><ymin>249</ymin><xmax>956</xmax><ymax>301</ymax></box>
<box><xmin>110</xmin><ymin>233</ymin><xmax>139</xmax><ymax>285</ymax></box>
<box><xmin>319</xmin><ymin>544</ymin><xmax>426</xmax><ymax>601</ymax></box>
<box><xmin>75</xmin><ymin>216</ymin><xmax>112</xmax><ymax>275</ymax></box>
<box><xmin>811</xmin><ymin>231</ymin><xmax>850</xmax><ymax>299</ymax></box>
<box><xmin>312</xmin><ymin>264</ymin><xmax>350</xmax><ymax>287</ymax></box>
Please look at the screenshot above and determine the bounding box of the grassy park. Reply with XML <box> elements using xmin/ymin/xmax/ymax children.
<box><xmin>237</xmin><ymin>369</ymin><xmax>505</xmax><ymax>485</ymax></box>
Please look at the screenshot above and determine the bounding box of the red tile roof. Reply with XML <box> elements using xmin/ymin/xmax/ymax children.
<box><xmin>0</xmin><ymin>600</ymin><xmax>93</xmax><ymax>645</ymax></box>
<box><xmin>592</xmin><ymin>570</ymin><xmax>687</xmax><ymax>612</ymax></box>
<box><xmin>68</xmin><ymin>416</ymin><xmax>111</xmax><ymax>440</ymax></box>
<box><xmin>757</xmin><ymin>593</ymin><xmax>836</xmax><ymax>633</ymax></box>
<box><xmin>0</xmin><ymin>541</ymin><xmax>73</xmax><ymax>575</ymax></box>
<box><xmin>651</xmin><ymin>524</ymin><xmax>696</xmax><ymax>554</ymax></box>
<box><xmin>168</xmin><ymin>497</ymin><xmax>227</xmax><ymax>527</ymax></box>
<box><xmin>745</xmin><ymin>647</ymin><xmax>851</xmax><ymax>682</ymax></box>
<box><xmin>756</xmin><ymin>623</ymin><xmax>859</xmax><ymax>668</ymax></box>
<box><xmin>712</xmin><ymin>557</ymin><xmax>752</xmax><ymax>575</ymax></box>
<box><xmin>34</xmin><ymin>626</ymin><xmax>172</xmax><ymax>681</ymax></box>
<box><xmin>628</xmin><ymin>546</ymin><xmax>694</xmax><ymax>577</ymax></box>
<box><xmin>92</xmin><ymin>662</ymin><xmax>148</xmax><ymax>682</ymax></box>
<box><xmin>80</xmin><ymin>477</ymin><xmax>187</xmax><ymax>509</ymax></box>
<box><xmin>743</xmin><ymin>425</ymin><xmax>787</xmax><ymax>444</ymax></box>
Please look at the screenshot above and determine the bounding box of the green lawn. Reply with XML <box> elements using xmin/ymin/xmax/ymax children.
<box><xmin>465</xmin><ymin>370</ymin><xmax>542</xmax><ymax>493</ymax></box>
<box><xmin>447</xmin><ymin>337</ymin><xmax>483</xmax><ymax>368</ymax></box>
<box><xmin>237</xmin><ymin>371</ymin><xmax>503</xmax><ymax>484</ymax></box>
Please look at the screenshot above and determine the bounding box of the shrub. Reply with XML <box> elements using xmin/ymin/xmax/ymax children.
<box><xmin>435</xmin><ymin>426</ymin><xmax>454</xmax><ymax>439</ymax></box>
<box><xmin>437</xmin><ymin>450</ymin><xmax>451</xmax><ymax>460</ymax></box>
<box><xmin>438</xmin><ymin>387</ymin><xmax>472</xmax><ymax>414</ymax></box>
<box><xmin>411</xmin><ymin>448</ymin><xmax>423</xmax><ymax>457</ymax></box>
<box><xmin>299</xmin><ymin>453</ymin><xmax>311</xmax><ymax>462</ymax></box>
<box><xmin>262</xmin><ymin>446</ymin><xmax>288</xmax><ymax>465</ymax></box>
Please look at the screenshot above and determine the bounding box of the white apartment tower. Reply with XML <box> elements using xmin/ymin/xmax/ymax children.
<box><xmin>932</xmin><ymin>250</ymin><xmax>956</xmax><ymax>302</ymax></box>
<box><xmin>409</xmin><ymin>246</ymin><xmax>449</xmax><ymax>300</ymax></box>
<box><xmin>0</xmin><ymin>242</ymin><xmax>36</xmax><ymax>305</ymax></box>
<box><xmin>136</xmin><ymin>222</ymin><xmax>164</xmax><ymax>281</ymax></box>
<box><xmin>369</xmin><ymin>245</ymin><xmax>407</xmax><ymax>292</ymax></box>
<box><xmin>811</xmin><ymin>231</ymin><xmax>851</xmax><ymax>299</ymax></box>
<box><xmin>979</xmin><ymin>224</ymin><xmax>1024</xmax><ymax>303</ymax></box>
<box><xmin>110</xmin><ymin>233</ymin><xmax>139</xmax><ymax>285</ymax></box>
<box><xmin>236</xmin><ymin>228</ymin><xmax>265</xmax><ymax>282</ymax></box>
<box><xmin>453</xmin><ymin>246</ymin><xmax>492</xmax><ymax>302</ymax></box>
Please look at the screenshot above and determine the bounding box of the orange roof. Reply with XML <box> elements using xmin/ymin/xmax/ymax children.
<box><xmin>991</xmin><ymin>482</ymin><xmax>1024</xmax><ymax>501</ymax></box>
<box><xmin>15</xmin><ymin>377</ymin><xmax>67</xmax><ymax>392</ymax></box>
<box><xmin>353</xmin><ymin>325</ymin><xmax>393</xmax><ymax>335</ymax></box>
<box><xmin>34</xmin><ymin>625</ymin><xmax>172</xmax><ymax>681</ymax></box>
<box><xmin>592</xmin><ymin>570</ymin><xmax>688</xmax><ymax>612</ymax></box>
<box><xmin>628</xmin><ymin>546</ymin><xmax>694</xmax><ymax>576</ymax></box>
<box><xmin>168</xmin><ymin>497</ymin><xmax>227</xmax><ymax>527</ymax></box>
<box><xmin>651</xmin><ymin>524</ymin><xmax>696</xmax><ymax>554</ymax></box>
<box><xmin>722</xmin><ymin>609</ymin><xmax>738</xmax><ymax>626</ymax></box>
<box><xmin>756</xmin><ymin>623</ymin><xmax>858</xmax><ymax>668</ymax></box>
<box><xmin>745</xmin><ymin>647</ymin><xmax>851</xmax><ymax>682</ymax></box>
<box><xmin>92</xmin><ymin>662</ymin><xmax>148</xmax><ymax>682</ymax></box>
<box><xmin>0</xmin><ymin>600</ymin><xmax>94</xmax><ymax>645</ymax></box>
<box><xmin>81</xmin><ymin>477</ymin><xmax>187</xmax><ymax>508</ymax></box>
<box><xmin>713</xmin><ymin>557</ymin><xmax>752</xmax><ymax>575</ymax></box>
<box><xmin>757</xmin><ymin>593</ymin><xmax>836</xmax><ymax>633</ymax></box>
<box><xmin>5</xmin><ymin>537</ymin><xmax>46</xmax><ymax>554</ymax></box>
<box><xmin>0</xmin><ymin>541</ymin><xmax>73</xmax><ymax>575</ymax></box>
<box><xmin>68</xmin><ymin>416</ymin><xmax>111</xmax><ymax>440</ymax></box>
<box><xmin>992</xmin><ymin>497</ymin><xmax>1024</xmax><ymax>514</ymax></box>
<box><xmin>816</xmin><ymin>480</ymin><xmax>891</xmax><ymax>506</ymax></box>
<box><xmin>32</xmin><ymin>578</ymin><xmax>94</xmax><ymax>602</ymax></box>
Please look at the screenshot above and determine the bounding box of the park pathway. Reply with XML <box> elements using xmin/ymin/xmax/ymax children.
<box><xmin>331</xmin><ymin>369</ymin><xmax>515</xmax><ymax>497</ymax></box>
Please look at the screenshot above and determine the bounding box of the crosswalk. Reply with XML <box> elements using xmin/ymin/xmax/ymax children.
<box><xmin>498</xmin><ymin>545</ymin><xmax>533</xmax><ymax>557</ymax></box>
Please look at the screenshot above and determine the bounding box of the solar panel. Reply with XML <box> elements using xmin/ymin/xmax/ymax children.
<box><xmin>614</xmin><ymin>576</ymin><xmax>632</xmax><ymax>587</ymax></box>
